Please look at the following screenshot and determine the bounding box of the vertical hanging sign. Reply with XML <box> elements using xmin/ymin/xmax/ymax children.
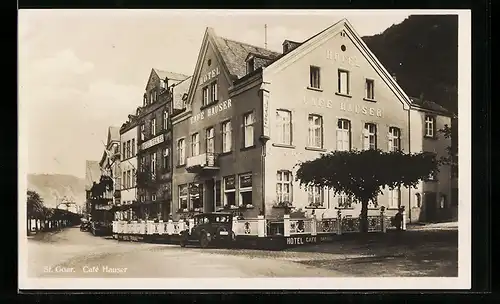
<box><xmin>262</xmin><ymin>91</ymin><xmax>270</xmax><ymax>138</ymax></box>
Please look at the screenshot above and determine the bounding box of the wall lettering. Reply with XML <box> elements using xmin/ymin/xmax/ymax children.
<box><xmin>262</xmin><ymin>93</ymin><xmax>270</xmax><ymax>137</ymax></box>
<box><xmin>326</xmin><ymin>50</ymin><xmax>360</xmax><ymax>67</ymax></box>
<box><xmin>302</xmin><ymin>97</ymin><xmax>383</xmax><ymax>118</ymax></box>
<box><xmin>285</xmin><ymin>236</ymin><xmax>317</xmax><ymax>245</ymax></box>
<box><xmin>190</xmin><ymin>99</ymin><xmax>232</xmax><ymax>124</ymax></box>
<box><xmin>200</xmin><ymin>67</ymin><xmax>220</xmax><ymax>86</ymax></box>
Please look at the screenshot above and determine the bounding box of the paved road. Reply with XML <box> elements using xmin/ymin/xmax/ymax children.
<box><xmin>27</xmin><ymin>227</ymin><xmax>345</xmax><ymax>278</ymax></box>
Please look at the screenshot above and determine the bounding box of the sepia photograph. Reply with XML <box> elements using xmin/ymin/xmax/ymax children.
<box><xmin>18</xmin><ymin>9</ymin><xmax>470</xmax><ymax>290</ymax></box>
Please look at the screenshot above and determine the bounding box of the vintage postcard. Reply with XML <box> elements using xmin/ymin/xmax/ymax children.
<box><xmin>18</xmin><ymin>9</ymin><xmax>471</xmax><ymax>290</ymax></box>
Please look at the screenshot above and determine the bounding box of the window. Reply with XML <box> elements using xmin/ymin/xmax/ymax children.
<box><xmin>143</xmin><ymin>94</ymin><xmax>147</xmax><ymax>106</ymax></box>
<box><xmin>202</xmin><ymin>86</ymin><xmax>209</xmax><ymax>106</ymax></box>
<box><xmin>239</xmin><ymin>173</ymin><xmax>253</xmax><ymax>206</ymax></box>
<box><xmin>223</xmin><ymin>176</ymin><xmax>236</xmax><ymax>207</ymax></box>
<box><xmin>222</xmin><ymin>120</ymin><xmax>232</xmax><ymax>153</ymax></box>
<box><xmin>150</xmin><ymin>152</ymin><xmax>156</xmax><ymax>178</ymax></box>
<box><xmin>131</xmin><ymin>169</ymin><xmax>136</xmax><ymax>187</ymax></box>
<box><xmin>215</xmin><ymin>180</ymin><xmax>222</xmax><ymax>209</ymax></box>
<box><xmin>140</xmin><ymin>124</ymin><xmax>145</xmax><ymax>141</ymax></box>
<box><xmin>126</xmin><ymin>141</ymin><xmax>131</xmax><ymax>158</ymax></box>
<box><xmin>336</xmin><ymin>119</ymin><xmax>351</xmax><ymax>151</ymax></box>
<box><xmin>150</xmin><ymin>91</ymin><xmax>155</xmax><ymax>103</ymax></box>
<box><xmin>163</xmin><ymin>110</ymin><xmax>169</xmax><ymax>130</ymax></box>
<box><xmin>425</xmin><ymin>115</ymin><xmax>435</xmax><ymax>137</ymax></box>
<box><xmin>365</xmin><ymin>79</ymin><xmax>375</xmax><ymax>99</ymax></box>
<box><xmin>276</xmin><ymin>110</ymin><xmax>292</xmax><ymax>145</ymax></box>
<box><xmin>364</xmin><ymin>123</ymin><xmax>377</xmax><ymax>150</ymax></box>
<box><xmin>152</xmin><ymin>194</ymin><xmax>157</xmax><ymax>201</ymax></box>
<box><xmin>131</xmin><ymin>139</ymin><xmax>135</xmax><ymax>156</ymax></box>
<box><xmin>243</xmin><ymin>112</ymin><xmax>254</xmax><ymax>148</ymax></box>
<box><xmin>162</xmin><ymin>148</ymin><xmax>169</xmax><ymax>170</ymax></box>
<box><xmin>308</xmin><ymin>114</ymin><xmax>323</xmax><ymax>148</ymax></box>
<box><xmin>210</xmin><ymin>82</ymin><xmax>218</xmax><ymax>102</ymax></box>
<box><xmin>246</xmin><ymin>58</ymin><xmax>255</xmax><ymax>74</ymax></box>
<box><xmin>338</xmin><ymin>193</ymin><xmax>354</xmax><ymax>208</ymax></box>
<box><xmin>310</xmin><ymin>66</ymin><xmax>321</xmax><ymax>89</ymax></box>
<box><xmin>388</xmin><ymin>127</ymin><xmax>401</xmax><ymax>152</ymax></box>
<box><xmin>122</xmin><ymin>144</ymin><xmax>126</xmax><ymax>160</ymax></box>
<box><xmin>206</xmin><ymin>127</ymin><xmax>215</xmax><ymax>154</ymax></box>
<box><xmin>151</xmin><ymin>118</ymin><xmax>156</xmax><ymax>136</ymax></box>
<box><xmin>415</xmin><ymin>193</ymin><xmax>422</xmax><ymax>208</ymax></box>
<box><xmin>179</xmin><ymin>185</ymin><xmax>188</xmax><ymax>210</ymax></box>
<box><xmin>389</xmin><ymin>188</ymin><xmax>400</xmax><ymax>208</ymax></box>
<box><xmin>160</xmin><ymin>79</ymin><xmax>166</xmax><ymax>89</ymax></box>
<box><xmin>177</xmin><ymin>138</ymin><xmax>185</xmax><ymax>165</ymax></box>
<box><xmin>191</xmin><ymin>133</ymin><xmax>200</xmax><ymax>156</ymax></box>
<box><xmin>307</xmin><ymin>186</ymin><xmax>324</xmax><ymax>207</ymax></box>
<box><xmin>276</xmin><ymin>170</ymin><xmax>292</xmax><ymax>203</ymax></box>
<box><xmin>190</xmin><ymin>183</ymin><xmax>203</xmax><ymax>210</ymax></box>
<box><xmin>338</xmin><ymin>69</ymin><xmax>350</xmax><ymax>95</ymax></box>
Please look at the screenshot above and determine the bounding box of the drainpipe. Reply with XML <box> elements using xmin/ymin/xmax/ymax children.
<box><xmin>407</xmin><ymin>106</ymin><xmax>412</xmax><ymax>224</ymax></box>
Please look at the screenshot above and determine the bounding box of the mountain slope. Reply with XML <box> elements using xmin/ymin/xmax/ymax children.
<box><xmin>362</xmin><ymin>15</ymin><xmax>458</xmax><ymax>114</ymax></box>
<box><xmin>27</xmin><ymin>174</ymin><xmax>86</xmax><ymax>208</ymax></box>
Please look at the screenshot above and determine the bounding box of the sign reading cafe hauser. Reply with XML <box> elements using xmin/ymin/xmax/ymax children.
<box><xmin>190</xmin><ymin>99</ymin><xmax>232</xmax><ymax>124</ymax></box>
<box><xmin>303</xmin><ymin>96</ymin><xmax>383</xmax><ymax>117</ymax></box>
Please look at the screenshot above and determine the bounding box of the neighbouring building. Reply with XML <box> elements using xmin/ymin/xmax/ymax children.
<box><xmin>84</xmin><ymin>160</ymin><xmax>100</xmax><ymax>216</ymax></box>
<box><xmin>135</xmin><ymin>68</ymin><xmax>190</xmax><ymax>220</ymax></box>
<box><xmin>170</xmin><ymin>19</ymin><xmax>454</xmax><ymax>223</ymax></box>
<box><xmin>116</xmin><ymin>114</ymin><xmax>139</xmax><ymax>221</ymax></box>
<box><xmin>98</xmin><ymin>126</ymin><xmax>122</xmax><ymax>205</ymax></box>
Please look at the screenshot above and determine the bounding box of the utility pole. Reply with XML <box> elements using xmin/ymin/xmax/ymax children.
<box><xmin>264</xmin><ymin>24</ymin><xmax>268</xmax><ymax>49</ymax></box>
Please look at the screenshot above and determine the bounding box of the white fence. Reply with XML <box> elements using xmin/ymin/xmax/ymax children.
<box><xmin>112</xmin><ymin>208</ymin><xmax>406</xmax><ymax>239</ymax></box>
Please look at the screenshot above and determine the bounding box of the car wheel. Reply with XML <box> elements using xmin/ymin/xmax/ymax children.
<box><xmin>199</xmin><ymin>231</ymin><xmax>210</xmax><ymax>249</ymax></box>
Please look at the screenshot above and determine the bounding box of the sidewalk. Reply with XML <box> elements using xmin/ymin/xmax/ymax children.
<box><xmin>407</xmin><ymin>221</ymin><xmax>458</xmax><ymax>231</ymax></box>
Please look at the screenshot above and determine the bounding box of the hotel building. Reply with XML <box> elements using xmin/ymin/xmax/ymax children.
<box><xmin>135</xmin><ymin>68</ymin><xmax>190</xmax><ymax>220</ymax></box>
<box><xmin>171</xmin><ymin>19</ymin><xmax>454</xmax><ymax>223</ymax></box>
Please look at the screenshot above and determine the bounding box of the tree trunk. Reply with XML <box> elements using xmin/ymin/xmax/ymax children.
<box><xmin>360</xmin><ymin>200</ymin><xmax>369</xmax><ymax>233</ymax></box>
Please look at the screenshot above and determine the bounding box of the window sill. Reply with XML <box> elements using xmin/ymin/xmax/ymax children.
<box><xmin>335</xmin><ymin>92</ymin><xmax>352</xmax><ymax>98</ymax></box>
<box><xmin>219</xmin><ymin>151</ymin><xmax>233</xmax><ymax>157</ymax></box>
<box><xmin>305</xmin><ymin>206</ymin><xmax>326</xmax><ymax>209</ymax></box>
<box><xmin>272</xmin><ymin>205</ymin><xmax>294</xmax><ymax>209</ymax></box>
<box><xmin>272</xmin><ymin>143</ymin><xmax>296</xmax><ymax>149</ymax></box>
<box><xmin>363</xmin><ymin>98</ymin><xmax>377</xmax><ymax>103</ymax></box>
<box><xmin>240</xmin><ymin>145</ymin><xmax>256</xmax><ymax>151</ymax></box>
<box><xmin>305</xmin><ymin>146</ymin><xmax>326</xmax><ymax>152</ymax></box>
<box><xmin>176</xmin><ymin>164</ymin><xmax>186</xmax><ymax>168</ymax></box>
<box><xmin>424</xmin><ymin>135</ymin><xmax>438</xmax><ymax>140</ymax></box>
<box><xmin>335</xmin><ymin>207</ymin><xmax>355</xmax><ymax>210</ymax></box>
<box><xmin>306</xmin><ymin>86</ymin><xmax>323</xmax><ymax>92</ymax></box>
<box><xmin>424</xmin><ymin>179</ymin><xmax>438</xmax><ymax>183</ymax></box>
<box><xmin>200</xmin><ymin>100</ymin><xmax>219</xmax><ymax>111</ymax></box>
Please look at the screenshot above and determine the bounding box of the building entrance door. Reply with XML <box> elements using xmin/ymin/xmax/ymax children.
<box><xmin>424</xmin><ymin>192</ymin><xmax>437</xmax><ymax>222</ymax></box>
<box><xmin>204</xmin><ymin>179</ymin><xmax>215</xmax><ymax>213</ymax></box>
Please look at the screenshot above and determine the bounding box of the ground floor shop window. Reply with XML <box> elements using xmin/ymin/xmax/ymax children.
<box><xmin>224</xmin><ymin>175</ymin><xmax>236</xmax><ymax>207</ymax></box>
<box><xmin>239</xmin><ymin>173</ymin><xmax>253</xmax><ymax>206</ymax></box>
<box><xmin>190</xmin><ymin>183</ymin><xmax>203</xmax><ymax>210</ymax></box>
<box><xmin>179</xmin><ymin>184</ymin><xmax>188</xmax><ymax>210</ymax></box>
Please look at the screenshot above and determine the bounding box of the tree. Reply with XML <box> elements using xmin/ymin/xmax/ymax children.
<box><xmin>27</xmin><ymin>190</ymin><xmax>45</xmax><ymax>219</ymax></box>
<box><xmin>438</xmin><ymin>124</ymin><xmax>458</xmax><ymax>177</ymax></box>
<box><xmin>295</xmin><ymin>149</ymin><xmax>439</xmax><ymax>232</ymax></box>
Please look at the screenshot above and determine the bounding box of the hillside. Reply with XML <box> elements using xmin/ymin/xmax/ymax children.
<box><xmin>27</xmin><ymin>174</ymin><xmax>86</xmax><ymax>208</ymax></box>
<box><xmin>362</xmin><ymin>15</ymin><xmax>458</xmax><ymax>114</ymax></box>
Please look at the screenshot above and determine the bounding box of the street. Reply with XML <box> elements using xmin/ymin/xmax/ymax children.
<box><xmin>27</xmin><ymin>224</ymin><xmax>458</xmax><ymax>278</ymax></box>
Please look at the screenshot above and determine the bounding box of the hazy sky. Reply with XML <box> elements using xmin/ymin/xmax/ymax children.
<box><xmin>19</xmin><ymin>10</ymin><xmax>411</xmax><ymax>178</ymax></box>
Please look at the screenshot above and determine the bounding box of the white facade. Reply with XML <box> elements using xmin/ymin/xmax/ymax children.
<box><xmin>120</xmin><ymin>126</ymin><xmax>138</xmax><ymax>206</ymax></box>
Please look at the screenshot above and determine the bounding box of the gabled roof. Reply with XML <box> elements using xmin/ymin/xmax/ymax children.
<box><xmin>107</xmin><ymin>126</ymin><xmax>120</xmax><ymax>144</ymax></box>
<box><xmin>145</xmin><ymin>68</ymin><xmax>189</xmax><ymax>90</ymax></box>
<box><xmin>410</xmin><ymin>96</ymin><xmax>453</xmax><ymax>116</ymax></box>
<box><xmin>213</xmin><ymin>35</ymin><xmax>281</xmax><ymax>79</ymax></box>
<box><xmin>184</xmin><ymin>27</ymin><xmax>281</xmax><ymax>106</ymax></box>
<box><xmin>153</xmin><ymin>68</ymin><xmax>190</xmax><ymax>82</ymax></box>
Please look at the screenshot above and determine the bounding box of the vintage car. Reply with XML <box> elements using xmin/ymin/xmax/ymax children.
<box><xmin>179</xmin><ymin>212</ymin><xmax>234</xmax><ymax>248</ymax></box>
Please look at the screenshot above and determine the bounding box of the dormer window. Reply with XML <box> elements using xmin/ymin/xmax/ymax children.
<box><xmin>143</xmin><ymin>94</ymin><xmax>147</xmax><ymax>106</ymax></box>
<box><xmin>246</xmin><ymin>57</ymin><xmax>255</xmax><ymax>74</ymax></box>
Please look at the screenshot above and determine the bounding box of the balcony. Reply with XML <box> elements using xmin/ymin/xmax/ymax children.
<box><xmin>186</xmin><ymin>152</ymin><xmax>219</xmax><ymax>173</ymax></box>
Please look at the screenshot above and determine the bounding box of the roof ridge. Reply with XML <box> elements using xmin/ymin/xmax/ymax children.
<box><xmin>217</xmin><ymin>35</ymin><xmax>281</xmax><ymax>55</ymax></box>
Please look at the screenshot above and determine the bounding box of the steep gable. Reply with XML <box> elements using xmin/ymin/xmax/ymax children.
<box><xmin>264</xmin><ymin>18</ymin><xmax>413</xmax><ymax>110</ymax></box>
